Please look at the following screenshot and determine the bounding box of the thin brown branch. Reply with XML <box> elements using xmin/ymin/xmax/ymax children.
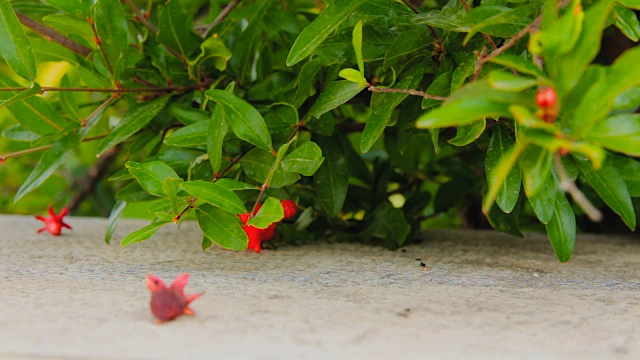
<box><xmin>368</xmin><ymin>85</ymin><xmax>447</xmax><ymax>101</ymax></box>
<box><xmin>0</xmin><ymin>83</ymin><xmax>206</xmax><ymax>94</ymax></box>
<box><xmin>123</xmin><ymin>0</ymin><xmax>157</xmax><ymax>35</ymax></box>
<box><xmin>553</xmin><ymin>153</ymin><xmax>603</xmax><ymax>222</ymax></box>
<box><xmin>202</xmin><ymin>0</ymin><xmax>242</xmax><ymax>36</ymax></box>
<box><xmin>483</xmin><ymin>16</ymin><xmax>542</xmax><ymax>64</ymax></box>
<box><xmin>16</xmin><ymin>12</ymin><xmax>91</xmax><ymax>57</ymax></box>
<box><xmin>81</xmin><ymin>95</ymin><xmax>119</xmax><ymax>127</ymax></box>
<box><xmin>0</xmin><ymin>135</ymin><xmax>107</xmax><ymax>163</ymax></box>
<box><xmin>88</xmin><ymin>17</ymin><xmax>114</xmax><ymax>76</ymax></box>
<box><xmin>472</xmin><ymin>47</ymin><xmax>488</xmax><ymax>81</ymax></box>
<box><xmin>67</xmin><ymin>145</ymin><xmax>120</xmax><ymax>212</ymax></box>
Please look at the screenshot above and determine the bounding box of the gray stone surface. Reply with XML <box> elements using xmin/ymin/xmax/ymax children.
<box><xmin>0</xmin><ymin>214</ymin><xmax>639</xmax><ymax>359</ymax></box>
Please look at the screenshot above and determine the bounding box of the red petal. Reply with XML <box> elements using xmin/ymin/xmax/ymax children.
<box><xmin>61</xmin><ymin>222</ymin><xmax>72</xmax><ymax>229</ymax></box>
<box><xmin>37</xmin><ymin>227</ymin><xmax>46</xmax><ymax>233</ymax></box>
<box><xmin>146</xmin><ymin>274</ymin><xmax>167</xmax><ymax>292</ymax></box>
<box><xmin>48</xmin><ymin>205</ymin><xmax>56</xmax><ymax>217</ymax></box>
<box><xmin>169</xmin><ymin>273</ymin><xmax>190</xmax><ymax>292</ymax></box>
<box><xmin>186</xmin><ymin>292</ymin><xmax>203</xmax><ymax>303</ymax></box>
<box><xmin>183</xmin><ymin>307</ymin><xmax>195</xmax><ymax>316</ymax></box>
<box><xmin>35</xmin><ymin>215</ymin><xmax>46</xmax><ymax>222</ymax></box>
<box><xmin>59</xmin><ymin>207</ymin><xmax>68</xmax><ymax>217</ymax></box>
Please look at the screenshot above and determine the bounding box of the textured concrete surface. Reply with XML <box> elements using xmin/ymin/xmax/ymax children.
<box><xmin>0</xmin><ymin>214</ymin><xmax>639</xmax><ymax>360</ymax></box>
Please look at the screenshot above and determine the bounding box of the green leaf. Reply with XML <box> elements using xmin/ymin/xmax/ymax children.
<box><xmin>519</xmin><ymin>145</ymin><xmax>552</xmax><ymax>197</ymax></box>
<box><xmin>105</xmin><ymin>200</ymin><xmax>126</xmax><ymax>244</ymax></box>
<box><xmin>545</xmin><ymin>191</ymin><xmax>576</xmax><ymax>263</ymax></box>
<box><xmin>465</xmin><ymin>4</ymin><xmax>538</xmax><ymax>44</ymax></box>
<box><xmin>97</xmin><ymin>96</ymin><xmax>170</xmax><ymax>155</ymax></box>
<box><xmin>417</xmin><ymin>98</ymin><xmax>511</xmax><ymax>129</ymax></box>
<box><xmin>487</xmin><ymin>203</ymin><xmax>523</xmax><ymax>238</ymax></box>
<box><xmin>586</xmin><ymin>114</ymin><xmax>640</xmax><ymax>157</ymax></box>
<box><xmin>120</xmin><ymin>219</ymin><xmax>170</xmax><ymax>247</ymax></box>
<box><xmin>202</xmin><ymin>236</ymin><xmax>213</xmax><ymax>251</ymax></box>
<box><xmin>59</xmin><ymin>75</ymin><xmax>79</xmax><ymax>120</ymax></box>
<box><xmin>93</xmin><ymin>0</ymin><xmax>129</xmax><ymax>80</ymax></box>
<box><xmin>240</xmin><ymin>148</ymin><xmax>300</xmax><ymax>188</ymax></box>
<box><xmin>613</xmin><ymin>4</ymin><xmax>640</xmax><ymax>41</ymax></box>
<box><xmin>157</xmin><ymin>0</ymin><xmax>202</xmax><ymax>60</ymax></box>
<box><xmin>180</xmin><ymin>180</ymin><xmax>246</xmax><ymax>215</ymax></box>
<box><xmin>572</xmin><ymin>46</ymin><xmax>640</xmax><ymax>136</ymax></box>
<box><xmin>163</xmin><ymin>178</ymin><xmax>184</xmax><ymax>216</ymax></box>
<box><xmin>247</xmin><ymin>197</ymin><xmax>284</xmax><ymax>229</ymax></box>
<box><xmin>352</xmin><ymin>20</ymin><xmax>365</xmax><ymax>77</ymax></box>
<box><xmin>488</xmin><ymin>71</ymin><xmax>539</xmax><ymax>92</ymax></box>
<box><xmin>196</xmin><ymin>204</ymin><xmax>247</xmax><ymax>251</ymax></box>
<box><xmin>383</xmin><ymin>30</ymin><xmax>432</xmax><ymax>70</ymax></box>
<box><xmin>527</xmin><ymin>172</ymin><xmax>557</xmax><ymax>224</ymax></box>
<box><xmin>314</xmin><ymin>134</ymin><xmax>349</xmax><ymax>217</ymax></box>
<box><xmin>575</xmin><ymin>157</ymin><xmax>636</xmax><ymax>230</ymax></box>
<box><xmin>165</xmin><ymin>120</ymin><xmax>209</xmax><ymax>147</ymax></box>
<box><xmin>286</xmin><ymin>0</ymin><xmax>365</xmax><ymax>66</ymax></box>
<box><xmin>214</xmin><ymin>178</ymin><xmax>259</xmax><ymax>191</ymax></box>
<box><xmin>168</xmin><ymin>104</ymin><xmax>210</xmax><ymax>125</ymax></box>
<box><xmin>309</xmin><ymin>81</ymin><xmax>365</xmax><ymax>119</ymax></box>
<box><xmin>205</xmin><ymin>89</ymin><xmax>273</xmax><ymax>152</ymax></box>
<box><xmin>360</xmin><ymin>202</ymin><xmax>410</xmax><ymax>249</ymax></box>
<box><xmin>448</xmin><ymin>119</ymin><xmax>486</xmax><ymax>146</ymax></box>
<box><xmin>0</xmin><ymin>0</ymin><xmax>37</xmax><ymax>80</ymax></box>
<box><xmin>609</xmin><ymin>155</ymin><xmax>640</xmax><ymax>197</ymax></box>
<box><xmin>188</xmin><ymin>36</ymin><xmax>232</xmax><ymax>79</ymax></box>
<box><xmin>42</xmin><ymin>0</ymin><xmax>87</xmax><ymax>16</ymax></box>
<box><xmin>281</xmin><ymin>141</ymin><xmax>325</xmax><ymax>176</ymax></box>
<box><xmin>1</xmin><ymin>124</ymin><xmax>38</xmax><ymax>142</ymax></box>
<box><xmin>338</xmin><ymin>68</ymin><xmax>368</xmax><ymax>87</ymax></box>
<box><xmin>126</xmin><ymin>161</ymin><xmax>180</xmax><ymax>197</ymax></box>
<box><xmin>15</xmin><ymin>96</ymin><xmax>113</xmax><ymax>202</ymax></box>
<box><xmin>614</xmin><ymin>86</ymin><xmax>640</xmax><ymax>111</ymax></box>
<box><xmin>484</xmin><ymin>124</ymin><xmax>524</xmax><ymax>214</ymax></box>
<box><xmin>488</xmin><ymin>54</ymin><xmax>546</xmax><ymax>78</ymax></box>
<box><xmin>361</xmin><ymin>62</ymin><xmax>428</xmax><ymax>153</ymax></box>
<box><xmin>207</xmin><ymin>105</ymin><xmax>228</xmax><ymax>174</ymax></box>
<box><xmin>230</xmin><ymin>0</ymin><xmax>270</xmax><ymax>81</ymax></box>
<box><xmin>421</xmin><ymin>71</ymin><xmax>452</xmax><ymax>110</ymax></box>
<box><xmin>0</xmin><ymin>82</ymin><xmax>40</xmax><ymax>110</ymax></box>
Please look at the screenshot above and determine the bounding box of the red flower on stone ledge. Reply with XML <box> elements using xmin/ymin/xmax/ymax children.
<box><xmin>147</xmin><ymin>273</ymin><xmax>203</xmax><ymax>323</ymax></box>
<box><xmin>35</xmin><ymin>205</ymin><xmax>72</xmax><ymax>236</ymax></box>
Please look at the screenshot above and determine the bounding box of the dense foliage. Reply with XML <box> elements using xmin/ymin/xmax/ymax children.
<box><xmin>0</xmin><ymin>0</ymin><xmax>638</xmax><ymax>261</ymax></box>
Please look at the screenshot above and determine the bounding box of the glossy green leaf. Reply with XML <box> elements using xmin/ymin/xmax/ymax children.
<box><xmin>165</xmin><ymin>120</ymin><xmax>209</xmax><ymax>147</ymax></box>
<box><xmin>59</xmin><ymin>75</ymin><xmax>79</xmax><ymax>121</ymax></box>
<box><xmin>448</xmin><ymin>119</ymin><xmax>486</xmax><ymax>146</ymax></box>
<box><xmin>314</xmin><ymin>134</ymin><xmax>348</xmax><ymax>217</ymax></box>
<box><xmin>207</xmin><ymin>105</ymin><xmax>228</xmax><ymax>174</ymax></box>
<box><xmin>573</xmin><ymin>46</ymin><xmax>640</xmax><ymax>136</ymax></box>
<box><xmin>97</xmin><ymin>96</ymin><xmax>170</xmax><ymax>155</ymax></box>
<box><xmin>286</xmin><ymin>0</ymin><xmax>365</xmax><ymax>66</ymax></box>
<box><xmin>230</xmin><ymin>0</ymin><xmax>270</xmax><ymax>81</ymax></box>
<box><xmin>338</xmin><ymin>68</ymin><xmax>368</xmax><ymax>87</ymax></box>
<box><xmin>353</xmin><ymin>20</ymin><xmax>365</xmax><ymax>76</ymax></box>
<box><xmin>414</xmin><ymin>6</ymin><xmax>468</xmax><ymax>32</ymax></box>
<box><xmin>157</xmin><ymin>0</ymin><xmax>201</xmax><ymax>60</ymax></box>
<box><xmin>120</xmin><ymin>219</ymin><xmax>171</xmax><ymax>247</ymax></box>
<box><xmin>188</xmin><ymin>35</ymin><xmax>232</xmax><ymax>79</ymax></box>
<box><xmin>0</xmin><ymin>0</ymin><xmax>37</xmax><ymax>80</ymax></box>
<box><xmin>465</xmin><ymin>4</ymin><xmax>538</xmax><ymax>44</ymax></box>
<box><xmin>362</xmin><ymin>62</ymin><xmax>428</xmax><ymax>152</ymax></box>
<box><xmin>309</xmin><ymin>81</ymin><xmax>365</xmax><ymax>119</ymax></box>
<box><xmin>0</xmin><ymin>82</ymin><xmax>40</xmax><ymax>110</ymax></box>
<box><xmin>105</xmin><ymin>200</ymin><xmax>126</xmax><ymax>244</ymax></box>
<box><xmin>613</xmin><ymin>4</ymin><xmax>640</xmax><ymax>41</ymax></box>
<box><xmin>202</xmin><ymin>236</ymin><xmax>213</xmax><ymax>251</ymax></box>
<box><xmin>384</xmin><ymin>30</ymin><xmax>432</xmax><ymax>70</ymax></box>
<box><xmin>360</xmin><ymin>202</ymin><xmax>410</xmax><ymax>249</ymax></box>
<box><xmin>15</xmin><ymin>96</ymin><xmax>114</xmax><ymax>202</ymax></box>
<box><xmin>484</xmin><ymin>124</ymin><xmax>524</xmax><ymax>214</ymax></box>
<box><xmin>527</xmin><ymin>172</ymin><xmax>556</xmax><ymax>225</ymax></box>
<box><xmin>93</xmin><ymin>0</ymin><xmax>129</xmax><ymax>80</ymax></box>
<box><xmin>205</xmin><ymin>89</ymin><xmax>273</xmax><ymax>152</ymax></box>
<box><xmin>247</xmin><ymin>197</ymin><xmax>284</xmax><ymax>229</ymax></box>
<box><xmin>126</xmin><ymin>161</ymin><xmax>180</xmax><ymax>197</ymax></box>
<box><xmin>421</xmin><ymin>71</ymin><xmax>451</xmax><ymax>110</ymax></box>
<box><xmin>417</xmin><ymin>98</ymin><xmax>511</xmax><ymax>129</ymax></box>
<box><xmin>586</xmin><ymin>114</ymin><xmax>640</xmax><ymax>157</ymax></box>
<box><xmin>519</xmin><ymin>145</ymin><xmax>552</xmax><ymax>196</ymax></box>
<box><xmin>1</xmin><ymin>124</ymin><xmax>38</xmax><ymax>142</ymax></box>
<box><xmin>281</xmin><ymin>141</ymin><xmax>325</xmax><ymax>176</ymax></box>
<box><xmin>488</xmin><ymin>71</ymin><xmax>538</xmax><ymax>92</ymax></box>
<box><xmin>163</xmin><ymin>178</ymin><xmax>184</xmax><ymax>216</ymax></box>
<box><xmin>614</xmin><ymin>86</ymin><xmax>640</xmax><ymax>111</ymax></box>
<box><xmin>546</xmin><ymin>191</ymin><xmax>576</xmax><ymax>263</ymax></box>
<box><xmin>168</xmin><ymin>104</ymin><xmax>210</xmax><ymax>125</ymax></box>
<box><xmin>196</xmin><ymin>204</ymin><xmax>247</xmax><ymax>251</ymax></box>
<box><xmin>609</xmin><ymin>155</ymin><xmax>640</xmax><ymax>197</ymax></box>
<box><xmin>42</xmin><ymin>0</ymin><xmax>86</xmax><ymax>16</ymax></box>
<box><xmin>488</xmin><ymin>54</ymin><xmax>546</xmax><ymax>78</ymax></box>
<box><xmin>214</xmin><ymin>178</ymin><xmax>259</xmax><ymax>191</ymax></box>
<box><xmin>487</xmin><ymin>204</ymin><xmax>523</xmax><ymax>238</ymax></box>
<box><xmin>575</xmin><ymin>157</ymin><xmax>636</xmax><ymax>230</ymax></box>
<box><xmin>240</xmin><ymin>148</ymin><xmax>300</xmax><ymax>188</ymax></box>
<box><xmin>181</xmin><ymin>180</ymin><xmax>246</xmax><ymax>215</ymax></box>
<box><xmin>617</xmin><ymin>0</ymin><xmax>640</xmax><ymax>9</ymax></box>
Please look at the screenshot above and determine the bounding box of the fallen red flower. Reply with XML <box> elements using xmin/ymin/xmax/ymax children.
<box><xmin>146</xmin><ymin>273</ymin><xmax>203</xmax><ymax>323</ymax></box>
<box><xmin>35</xmin><ymin>205</ymin><xmax>72</xmax><ymax>236</ymax></box>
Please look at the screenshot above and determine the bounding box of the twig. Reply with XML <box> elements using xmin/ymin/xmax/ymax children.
<box><xmin>483</xmin><ymin>17</ymin><xmax>542</xmax><ymax>64</ymax></box>
<box><xmin>472</xmin><ymin>47</ymin><xmax>488</xmax><ymax>81</ymax></box>
<box><xmin>368</xmin><ymin>85</ymin><xmax>447</xmax><ymax>101</ymax></box>
<box><xmin>202</xmin><ymin>0</ymin><xmax>241</xmax><ymax>36</ymax></box>
<box><xmin>67</xmin><ymin>145</ymin><xmax>120</xmax><ymax>212</ymax></box>
<box><xmin>123</xmin><ymin>0</ymin><xmax>157</xmax><ymax>35</ymax></box>
<box><xmin>0</xmin><ymin>83</ymin><xmax>207</xmax><ymax>94</ymax></box>
<box><xmin>0</xmin><ymin>135</ymin><xmax>107</xmax><ymax>163</ymax></box>
<box><xmin>553</xmin><ymin>153</ymin><xmax>603</xmax><ymax>222</ymax></box>
<box><xmin>88</xmin><ymin>17</ymin><xmax>114</xmax><ymax>76</ymax></box>
<box><xmin>16</xmin><ymin>12</ymin><xmax>91</xmax><ymax>57</ymax></box>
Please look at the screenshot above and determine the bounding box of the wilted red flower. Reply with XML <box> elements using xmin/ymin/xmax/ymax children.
<box><xmin>146</xmin><ymin>273</ymin><xmax>203</xmax><ymax>323</ymax></box>
<box><xmin>35</xmin><ymin>205</ymin><xmax>72</xmax><ymax>236</ymax></box>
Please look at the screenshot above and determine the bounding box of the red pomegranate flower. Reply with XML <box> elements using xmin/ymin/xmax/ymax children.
<box><xmin>281</xmin><ymin>199</ymin><xmax>297</xmax><ymax>220</ymax></box>
<box><xmin>146</xmin><ymin>273</ymin><xmax>203</xmax><ymax>323</ymax></box>
<box><xmin>35</xmin><ymin>205</ymin><xmax>72</xmax><ymax>236</ymax></box>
